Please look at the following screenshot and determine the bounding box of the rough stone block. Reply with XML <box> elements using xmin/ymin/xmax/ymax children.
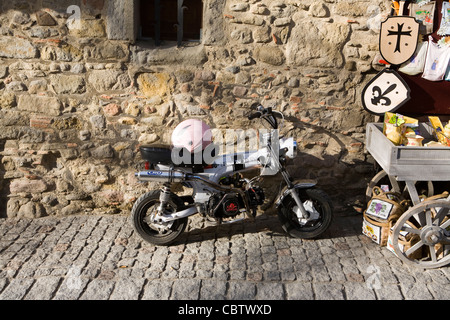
<box><xmin>40</xmin><ymin>45</ymin><xmax>83</xmax><ymax>62</ymax></box>
<box><xmin>273</xmin><ymin>17</ymin><xmax>292</xmax><ymax>27</ymax></box>
<box><xmin>69</xmin><ymin>19</ymin><xmax>106</xmax><ymax>38</ymax></box>
<box><xmin>230</xmin><ymin>3</ymin><xmax>249</xmax><ymax>11</ymax></box>
<box><xmin>287</xmin><ymin>19</ymin><xmax>350</xmax><ymax>68</ymax></box>
<box><xmin>90</xmin><ymin>115</ymin><xmax>106</xmax><ymax>129</ymax></box>
<box><xmin>0</xmin><ymin>92</ymin><xmax>16</xmax><ymax>109</ymax></box>
<box><xmin>254</xmin><ymin>46</ymin><xmax>285</xmax><ymax>66</ymax></box>
<box><xmin>253</xmin><ymin>26</ymin><xmax>271</xmax><ymax>43</ymax></box>
<box><xmin>36</xmin><ymin>11</ymin><xmax>57</xmax><ymax>26</ymax></box>
<box><xmin>83</xmin><ymin>41</ymin><xmax>129</xmax><ymax>61</ymax></box>
<box><xmin>28</xmin><ymin>80</ymin><xmax>48</xmax><ymax>94</ymax></box>
<box><xmin>18</xmin><ymin>95</ymin><xmax>62</xmax><ymax>116</ymax></box>
<box><xmin>138</xmin><ymin>133</ymin><xmax>159</xmax><ymax>144</ymax></box>
<box><xmin>50</xmin><ymin>75</ymin><xmax>86</xmax><ymax>94</ymax></box>
<box><xmin>335</xmin><ymin>2</ymin><xmax>368</xmax><ymax>17</ymax></box>
<box><xmin>17</xmin><ymin>202</ymin><xmax>47</xmax><ymax>219</ymax></box>
<box><xmin>0</xmin><ymin>37</ymin><xmax>38</xmax><ymax>59</ymax></box>
<box><xmin>310</xmin><ymin>3</ymin><xmax>330</xmax><ymax>17</ymax></box>
<box><xmin>88</xmin><ymin>70</ymin><xmax>131</xmax><ymax>92</ymax></box>
<box><xmin>91</xmin><ymin>144</ymin><xmax>114</xmax><ymax>159</ymax></box>
<box><xmin>137</xmin><ymin>72</ymin><xmax>173</xmax><ymax>98</ymax></box>
<box><xmin>0</xmin><ymin>65</ymin><xmax>8</xmax><ymax>78</ymax></box>
<box><xmin>103</xmin><ymin>103</ymin><xmax>121</xmax><ymax>116</ymax></box>
<box><xmin>10</xmin><ymin>179</ymin><xmax>49</xmax><ymax>194</ymax></box>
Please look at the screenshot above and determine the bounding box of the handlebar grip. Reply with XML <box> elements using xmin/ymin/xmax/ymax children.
<box><xmin>247</xmin><ymin>112</ymin><xmax>262</xmax><ymax>120</ymax></box>
<box><xmin>250</xmin><ymin>102</ymin><xmax>262</xmax><ymax>111</ymax></box>
<box><xmin>273</xmin><ymin>112</ymin><xmax>283</xmax><ymax>119</ymax></box>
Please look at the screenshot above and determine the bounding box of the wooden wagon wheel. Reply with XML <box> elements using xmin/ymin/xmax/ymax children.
<box><xmin>366</xmin><ymin>169</ymin><xmax>434</xmax><ymax>203</ymax></box>
<box><xmin>391</xmin><ymin>199</ymin><xmax>450</xmax><ymax>269</ymax></box>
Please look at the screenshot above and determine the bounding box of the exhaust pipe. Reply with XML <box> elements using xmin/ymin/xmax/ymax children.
<box><xmin>136</xmin><ymin>169</ymin><xmax>186</xmax><ymax>183</ymax></box>
<box><xmin>136</xmin><ymin>170</ymin><xmax>236</xmax><ymax>192</ymax></box>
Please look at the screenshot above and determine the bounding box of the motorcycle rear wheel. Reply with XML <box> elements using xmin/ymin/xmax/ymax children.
<box><xmin>131</xmin><ymin>190</ymin><xmax>188</xmax><ymax>246</ymax></box>
<box><xmin>277</xmin><ymin>188</ymin><xmax>333</xmax><ymax>239</ymax></box>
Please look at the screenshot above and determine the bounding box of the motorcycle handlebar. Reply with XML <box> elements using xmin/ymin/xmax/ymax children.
<box><xmin>247</xmin><ymin>103</ymin><xmax>284</xmax><ymax>129</ymax></box>
<box><xmin>273</xmin><ymin>111</ymin><xmax>283</xmax><ymax>119</ymax></box>
<box><xmin>250</xmin><ymin>102</ymin><xmax>263</xmax><ymax>111</ymax></box>
<box><xmin>247</xmin><ymin>111</ymin><xmax>262</xmax><ymax>120</ymax></box>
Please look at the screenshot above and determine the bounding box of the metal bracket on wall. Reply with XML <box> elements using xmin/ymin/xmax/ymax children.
<box><xmin>153</xmin><ymin>0</ymin><xmax>187</xmax><ymax>47</ymax></box>
<box><xmin>177</xmin><ymin>0</ymin><xmax>187</xmax><ymax>47</ymax></box>
<box><xmin>154</xmin><ymin>0</ymin><xmax>161</xmax><ymax>46</ymax></box>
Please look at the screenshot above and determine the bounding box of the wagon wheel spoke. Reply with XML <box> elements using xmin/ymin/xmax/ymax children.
<box><xmin>425</xmin><ymin>210</ymin><xmax>433</xmax><ymax>227</ymax></box>
<box><xmin>429</xmin><ymin>245</ymin><xmax>438</xmax><ymax>263</ymax></box>
<box><xmin>404</xmin><ymin>240</ymin><xmax>424</xmax><ymax>257</ymax></box>
<box><xmin>433</xmin><ymin>207</ymin><xmax>450</xmax><ymax>226</ymax></box>
<box><xmin>441</xmin><ymin>218</ymin><xmax>450</xmax><ymax>230</ymax></box>
<box><xmin>400</xmin><ymin>226</ymin><xmax>421</xmax><ymax>235</ymax></box>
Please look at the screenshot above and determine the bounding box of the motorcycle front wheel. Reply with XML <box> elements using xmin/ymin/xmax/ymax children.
<box><xmin>131</xmin><ymin>190</ymin><xmax>188</xmax><ymax>246</ymax></box>
<box><xmin>277</xmin><ymin>188</ymin><xmax>333</xmax><ymax>239</ymax></box>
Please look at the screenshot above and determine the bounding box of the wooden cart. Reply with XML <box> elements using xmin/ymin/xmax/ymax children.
<box><xmin>366</xmin><ymin>122</ymin><xmax>450</xmax><ymax>268</ymax></box>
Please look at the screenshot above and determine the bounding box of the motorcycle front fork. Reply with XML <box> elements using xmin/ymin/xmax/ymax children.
<box><xmin>280</xmin><ymin>167</ymin><xmax>310</xmax><ymax>220</ymax></box>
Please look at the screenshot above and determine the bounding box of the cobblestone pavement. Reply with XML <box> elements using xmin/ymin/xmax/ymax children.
<box><xmin>1</xmin><ymin>210</ymin><xmax>450</xmax><ymax>301</ymax></box>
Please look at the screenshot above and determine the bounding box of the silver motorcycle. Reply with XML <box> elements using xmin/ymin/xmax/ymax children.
<box><xmin>131</xmin><ymin>103</ymin><xmax>333</xmax><ymax>245</ymax></box>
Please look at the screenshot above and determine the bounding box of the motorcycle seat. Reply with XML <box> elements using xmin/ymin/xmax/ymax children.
<box><xmin>140</xmin><ymin>144</ymin><xmax>218</xmax><ymax>168</ymax></box>
<box><xmin>140</xmin><ymin>144</ymin><xmax>173</xmax><ymax>165</ymax></box>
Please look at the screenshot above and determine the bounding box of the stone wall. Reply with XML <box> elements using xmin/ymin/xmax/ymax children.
<box><xmin>0</xmin><ymin>0</ymin><xmax>390</xmax><ymax>219</ymax></box>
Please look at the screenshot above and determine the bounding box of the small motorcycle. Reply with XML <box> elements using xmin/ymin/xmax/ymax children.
<box><xmin>131</xmin><ymin>103</ymin><xmax>333</xmax><ymax>245</ymax></box>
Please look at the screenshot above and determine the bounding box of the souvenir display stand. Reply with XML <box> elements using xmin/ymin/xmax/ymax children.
<box><xmin>366</xmin><ymin>122</ymin><xmax>450</xmax><ymax>268</ymax></box>
<box><xmin>363</xmin><ymin>0</ymin><xmax>450</xmax><ymax>268</ymax></box>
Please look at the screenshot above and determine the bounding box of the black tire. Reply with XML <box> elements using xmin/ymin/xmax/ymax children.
<box><xmin>131</xmin><ymin>190</ymin><xmax>188</xmax><ymax>246</ymax></box>
<box><xmin>277</xmin><ymin>188</ymin><xmax>333</xmax><ymax>239</ymax></box>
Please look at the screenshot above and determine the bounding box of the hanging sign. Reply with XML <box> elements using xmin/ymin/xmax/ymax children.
<box><xmin>379</xmin><ymin>0</ymin><xmax>420</xmax><ymax>65</ymax></box>
<box><xmin>362</xmin><ymin>68</ymin><xmax>411</xmax><ymax>115</ymax></box>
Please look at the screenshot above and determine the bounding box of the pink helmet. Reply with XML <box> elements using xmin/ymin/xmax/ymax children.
<box><xmin>171</xmin><ymin>119</ymin><xmax>212</xmax><ymax>153</ymax></box>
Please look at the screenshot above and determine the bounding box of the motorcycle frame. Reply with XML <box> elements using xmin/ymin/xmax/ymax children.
<box><xmin>135</xmin><ymin>128</ymin><xmax>314</xmax><ymax>224</ymax></box>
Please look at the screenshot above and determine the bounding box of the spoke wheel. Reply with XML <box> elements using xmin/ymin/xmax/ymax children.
<box><xmin>391</xmin><ymin>199</ymin><xmax>450</xmax><ymax>269</ymax></box>
<box><xmin>277</xmin><ymin>188</ymin><xmax>333</xmax><ymax>239</ymax></box>
<box><xmin>131</xmin><ymin>190</ymin><xmax>188</xmax><ymax>246</ymax></box>
<box><xmin>366</xmin><ymin>170</ymin><xmax>434</xmax><ymax>203</ymax></box>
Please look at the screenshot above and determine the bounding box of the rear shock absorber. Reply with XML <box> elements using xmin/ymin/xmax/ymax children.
<box><xmin>157</xmin><ymin>183</ymin><xmax>172</xmax><ymax>214</ymax></box>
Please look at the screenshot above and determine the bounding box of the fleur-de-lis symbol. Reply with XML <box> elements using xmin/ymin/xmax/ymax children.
<box><xmin>371</xmin><ymin>83</ymin><xmax>397</xmax><ymax>107</ymax></box>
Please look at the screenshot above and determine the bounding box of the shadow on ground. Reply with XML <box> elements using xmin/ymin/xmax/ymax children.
<box><xmin>176</xmin><ymin>210</ymin><xmax>363</xmax><ymax>246</ymax></box>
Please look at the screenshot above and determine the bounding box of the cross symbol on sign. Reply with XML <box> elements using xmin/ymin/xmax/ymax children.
<box><xmin>387</xmin><ymin>23</ymin><xmax>412</xmax><ymax>53</ymax></box>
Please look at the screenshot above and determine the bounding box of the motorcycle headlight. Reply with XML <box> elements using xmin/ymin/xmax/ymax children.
<box><xmin>292</xmin><ymin>140</ymin><xmax>298</xmax><ymax>158</ymax></box>
<box><xmin>280</xmin><ymin>137</ymin><xmax>297</xmax><ymax>159</ymax></box>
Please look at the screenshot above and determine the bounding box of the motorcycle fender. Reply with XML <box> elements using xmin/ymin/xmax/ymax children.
<box><xmin>275</xmin><ymin>180</ymin><xmax>317</xmax><ymax>208</ymax></box>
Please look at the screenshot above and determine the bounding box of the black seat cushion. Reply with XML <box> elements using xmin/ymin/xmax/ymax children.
<box><xmin>140</xmin><ymin>144</ymin><xmax>218</xmax><ymax>167</ymax></box>
<box><xmin>140</xmin><ymin>144</ymin><xmax>172</xmax><ymax>164</ymax></box>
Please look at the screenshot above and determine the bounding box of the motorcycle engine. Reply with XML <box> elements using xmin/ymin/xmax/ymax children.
<box><xmin>245</xmin><ymin>187</ymin><xmax>265</xmax><ymax>207</ymax></box>
<box><xmin>206</xmin><ymin>187</ymin><xmax>265</xmax><ymax>219</ymax></box>
<box><xmin>207</xmin><ymin>193</ymin><xmax>242</xmax><ymax>219</ymax></box>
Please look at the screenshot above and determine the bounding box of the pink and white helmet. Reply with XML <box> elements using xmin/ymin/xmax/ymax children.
<box><xmin>171</xmin><ymin>119</ymin><xmax>212</xmax><ymax>153</ymax></box>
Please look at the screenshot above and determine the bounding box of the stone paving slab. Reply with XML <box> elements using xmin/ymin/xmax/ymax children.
<box><xmin>1</xmin><ymin>212</ymin><xmax>450</xmax><ymax>300</ymax></box>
